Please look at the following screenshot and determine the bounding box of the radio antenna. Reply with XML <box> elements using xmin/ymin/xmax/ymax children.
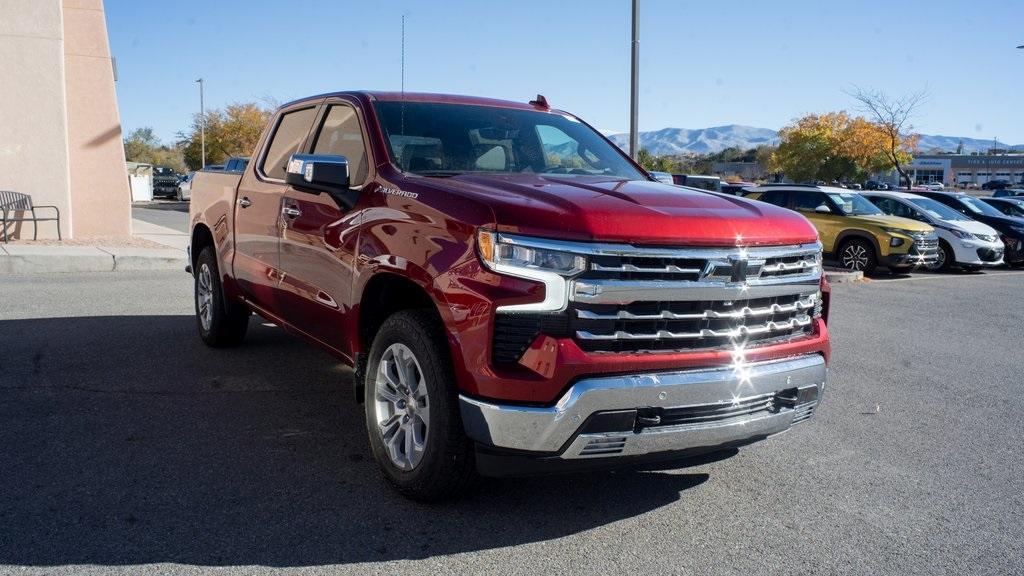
<box><xmin>400</xmin><ymin>13</ymin><xmax>406</xmax><ymax>135</ymax></box>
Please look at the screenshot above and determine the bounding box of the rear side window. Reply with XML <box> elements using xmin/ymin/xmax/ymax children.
<box><xmin>312</xmin><ymin>104</ymin><xmax>369</xmax><ymax>185</ymax></box>
<box><xmin>757</xmin><ymin>190</ymin><xmax>788</xmax><ymax>207</ymax></box>
<box><xmin>260</xmin><ymin>107</ymin><xmax>317</xmax><ymax>180</ymax></box>
<box><xmin>792</xmin><ymin>191</ymin><xmax>825</xmax><ymax>211</ymax></box>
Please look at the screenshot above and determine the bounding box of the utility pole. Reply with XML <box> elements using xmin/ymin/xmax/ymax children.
<box><xmin>629</xmin><ymin>0</ymin><xmax>639</xmax><ymax>159</ymax></box>
<box><xmin>195</xmin><ymin>78</ymin><xmax>205</xmax><ymax>169</ymax></box>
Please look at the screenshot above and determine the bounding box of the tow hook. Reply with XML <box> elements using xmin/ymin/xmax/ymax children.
<box><xmin>635</xmin><ymin>408</ymin><xmax>662</xmax><ymax>429</ymax></box>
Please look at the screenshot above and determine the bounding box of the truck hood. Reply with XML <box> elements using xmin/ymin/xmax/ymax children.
<box><xmin>846</xmin><ymin>214</ymin><xmax>934</xmax><ymax>232</ymax></box>
<box><xmin>425</xmin><ymin>174</ymin><xmax>819</xmax><ymax>246</ymax></box>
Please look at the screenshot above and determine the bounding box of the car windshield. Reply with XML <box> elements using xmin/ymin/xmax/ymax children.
<box><xmin>373</xmin><ymin>101</ymin><xmax>646</xmax><ymax>180</ymax></box>
<box><xmin>958</xmin><ymin>196</ymin><xmax>1004</xmax><ymax>217</ymax></box>
<box><xmin>827</xmin><ymin>192</ymin><xmax>882</xmax><ymax>216</ymax></box>
<box><xmin>907</xmin><ymin>197</ymin><xmax>970</xmax><ymax>221</ymax></box>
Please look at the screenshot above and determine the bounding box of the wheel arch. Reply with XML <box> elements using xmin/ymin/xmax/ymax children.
<box><xmin>190</xmin><ymin>223</ymin><xmax>215</xmax><ymax>271</ymax></box>
<box><xmin>353</xmin><ymin>270</ymin><xmax>454</xmax><ymax>404</ymax></box>
<box><xmin>833</xmin><ymin>230</ymin><xmax>882</xmax><ymax>260</ymax></box>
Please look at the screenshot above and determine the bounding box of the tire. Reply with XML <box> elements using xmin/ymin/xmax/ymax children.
<box><xmin>838</xmin><ymin>238</ymin><xmax>877</xmax><ymax>275</ymax></box>
<box><xmin>927</xmin><ymin>240</ymin><xmax>955</xmax><ymax>272</ymax></box>
<box><xmin>194</xmin><ymin>247</ymin><xmax>249</xmax><ymax>347</ymax></box>
<box><xmin>364</xmin><ymin>310</ymin><xmax>476</xmax><ymax>502</ymax></box>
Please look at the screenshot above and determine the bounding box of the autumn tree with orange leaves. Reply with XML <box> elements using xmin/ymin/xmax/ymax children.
<box><xmin>769</xmin><ymin>111</ymin><xmax>917</xmax><ymax>183</ymax></box>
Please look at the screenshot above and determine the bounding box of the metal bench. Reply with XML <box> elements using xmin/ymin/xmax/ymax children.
<box><xmin>0</xmin><ymin>191</ymin><xmax>61</xmax><ymax>243</ymax></box>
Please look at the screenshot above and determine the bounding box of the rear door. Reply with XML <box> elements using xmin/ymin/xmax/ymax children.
<box><xmin>791</xmin><ymin>191</ymin><xmax>842</xmax><ymax>252</ymax></box>
<box><xmin>277</xmin><ymin>98</ymin><xmax>372</xmax><ymax>352</ymax></box>
<box><xmin>232</xmin><ymin>103</ymin><xmax>319</xmax><ymax>312</ymax></box>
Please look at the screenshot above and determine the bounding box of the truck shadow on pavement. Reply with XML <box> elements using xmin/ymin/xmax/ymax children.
<box><xmin>0</xmin><ymin>315</ymin><xmax>716</xmax><ymax>568</ymax></box>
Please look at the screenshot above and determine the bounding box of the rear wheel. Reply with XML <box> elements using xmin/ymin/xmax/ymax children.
<box><xmin>838</xmin><ymin>238</ymin><xmax>877</xmax><ymax>275</ymax></box>
<box><xmin>364</xmin><ymin>310</ymin><xmax>476</xmax><ymax>502</ymax></box>
<box><xmin>194</xmin><ymin>247</ymin><xmax>250</xmax><ymax>347</ymax></box>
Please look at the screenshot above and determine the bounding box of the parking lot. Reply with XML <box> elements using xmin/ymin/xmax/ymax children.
<box><xmin>1</xmin><ymin>268</ymin><xmax>1022</xmax><ymax>575</ymax></box>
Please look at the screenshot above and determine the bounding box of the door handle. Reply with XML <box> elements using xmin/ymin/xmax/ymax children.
<box><xmin>282</xmin><ymin>206</ymin><xmax>301</xmax><ymax>218</ymax></box>
<box><xmin>238</xmin><ymin>197</ymin><xmax>252</xmax><ymax>208</ymax></box>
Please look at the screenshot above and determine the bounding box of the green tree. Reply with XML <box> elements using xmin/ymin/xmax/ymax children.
<box><xmin>635</xmin><ymin>149</ymin><xmax>677</xmax><ymax>173</ymax></box>
<box><xmin>123</xmin><ymin>127</ymin><xmax>186</xmax><ymax>172</ymax></box>
<box><xmin>179</xmin><ymin>102</ymin><xmax>273</xmax><ymax>170</ymax></box>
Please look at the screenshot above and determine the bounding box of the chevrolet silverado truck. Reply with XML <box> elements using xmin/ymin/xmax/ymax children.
<box><xmin>188</xmin><ymin>91</ymin><xmax>831</xmax><ymax>501</ymax></box>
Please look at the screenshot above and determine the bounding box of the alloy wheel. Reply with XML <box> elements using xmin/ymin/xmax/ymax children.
<box><xmin>928</xmin><ymin>246</ymin><xmax>946</xmax><ymax>270</ymax></box>
<box><xmin>374</xmin><ymin>343</ymin><xmax>430</xmax><ymax>470</ymax></box>
<box><xmin>197</xmin><ymin>263</ymin><xmax>214</xmax><ymax>331</ymax></box>
<box><xmin>841</xmin><ymin>244</ymin><xmax>869</xmax><ymax>271</ymax></box>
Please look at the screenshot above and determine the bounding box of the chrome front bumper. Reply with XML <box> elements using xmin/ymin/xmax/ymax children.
<box><xmin>460</xmin><ymin>354</ymin><xmax>826</xmax><ymax>460</ymax></box>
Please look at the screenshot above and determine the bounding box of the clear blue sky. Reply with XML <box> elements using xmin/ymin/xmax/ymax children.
<box><xmin>106</xmin><ymin>0</ymin><xmax>1024</xmax><ymax>145</ymax></box>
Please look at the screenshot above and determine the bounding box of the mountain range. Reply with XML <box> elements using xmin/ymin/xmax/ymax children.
<box><xmin>607</xmin><ymin>125</ymin><xmax>1024</xmax><ymax>156</ymax></box>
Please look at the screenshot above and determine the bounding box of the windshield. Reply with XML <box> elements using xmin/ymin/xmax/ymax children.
<box><xmin>827</xmin><ymin>192</ymin><xmax>882</xmax><ymax>216</ymax></box>
<box><xmin>907</xmin><ymin>197</ymin><xmax>970</xmax><ymax>221</ymax></box>
<box><xmin>958</xmin><ymin>196</ymin><xmax>1004</xmax><ymax>217</ymax></box>
<box><xmin>373</xmin><ymin>101</ymin><xmax>646</xmax><ymax>180</ymax></box>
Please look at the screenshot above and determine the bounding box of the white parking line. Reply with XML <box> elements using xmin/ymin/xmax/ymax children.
<box><xmin>870</xmin><ymin>270</ymin><xmax>1024</xmax><ymax>283</ymax></box>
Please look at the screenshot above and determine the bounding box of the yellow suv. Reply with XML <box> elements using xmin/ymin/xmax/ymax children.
<box><xmin>746</xmin><ymin>185</ymin><xmax>939</xmax><ymax>274</ymax></box>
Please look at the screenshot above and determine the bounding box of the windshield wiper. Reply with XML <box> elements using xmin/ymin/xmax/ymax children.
<box><xmin>413</xmin><ymin>170</ymin><xmax>465</xmax><ymax>178</ymax></box>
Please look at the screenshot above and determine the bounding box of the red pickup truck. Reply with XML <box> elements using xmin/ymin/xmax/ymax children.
<box><xmin>188</xmin><ymin>91</ymin><xmax>830</xmax><ymax>501</ymax></box>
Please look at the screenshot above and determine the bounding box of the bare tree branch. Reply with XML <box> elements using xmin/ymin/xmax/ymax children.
<box><xmin>845</xmin><ymin>86</ymin><xmax>929</xmax><ymax>187</ymax></box>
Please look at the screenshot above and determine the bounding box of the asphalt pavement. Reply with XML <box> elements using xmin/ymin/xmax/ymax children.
<box><xmin>1</xmin><ymin>270</ymin><xmax>1022</xmax><ymax>575</ymax></box>
<box><xmin>132</xmin><ymin>202</ymin><xmax>189</xmax><ymax>233</ymax></box>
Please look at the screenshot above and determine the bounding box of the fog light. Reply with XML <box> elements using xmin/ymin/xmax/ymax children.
<box><xmin>890</xmin><ymin>237</ymin><xmax>904</xmax><ymax>247</ymax></box>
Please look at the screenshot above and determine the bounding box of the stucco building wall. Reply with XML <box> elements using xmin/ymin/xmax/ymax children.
<box><xmin>0</xmin><ymin>0</ymin><xmax>129</xmax><ymax>239</ymax></box>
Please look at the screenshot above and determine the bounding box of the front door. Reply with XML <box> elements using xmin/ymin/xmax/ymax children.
<box><xmin>278</xmin><ymin>100</ymin><xmax>371</xmax><ymax>355</ymax></box>
<box><xmin>232</xmin><ymin>104</ymin><xmax>319</xmax><ymax>312</ymax></box>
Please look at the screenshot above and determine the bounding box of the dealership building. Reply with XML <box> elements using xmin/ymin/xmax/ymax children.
<box><xmin>903</xmin><ymin>154</ymin><xmax>1024</xmax><ymax>187</ymax></box>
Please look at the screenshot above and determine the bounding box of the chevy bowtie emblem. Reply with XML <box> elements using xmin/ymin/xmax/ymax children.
<box><xmin>728</xmin><ymin>255</ymin><xmax>749</xmax><ymax>283</ymax></box>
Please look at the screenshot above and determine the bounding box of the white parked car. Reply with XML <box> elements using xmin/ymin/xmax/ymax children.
<box><xmin>176</xmin><ymin>172</ymin><xmax>194</xmax><ymax>201</ymax></box>
<box><xmin>924</xmin><ymin>182</ymin><xmax>944</xmax><ymax>191</ymax></box>
<box><xmin>862</xmin><ymin>191</ymin><xmax>1004</xmax><ymax>270</ymax></box>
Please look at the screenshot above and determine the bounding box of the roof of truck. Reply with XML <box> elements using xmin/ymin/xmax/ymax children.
<box><xmin>281</xmin><ymin>91</ymin><xmax>556</xmax><ymax>112</ymax></box>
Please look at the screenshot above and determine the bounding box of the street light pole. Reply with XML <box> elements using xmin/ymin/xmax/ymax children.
<box><xmin>195</xmin><ymin>78</ymin><xmax>205</xmax><ymax>169</ymax></box>
<box><xmin>629</xmin><ymin>0</ymin><xmax>639</xmax><ymax>160</ymax></box>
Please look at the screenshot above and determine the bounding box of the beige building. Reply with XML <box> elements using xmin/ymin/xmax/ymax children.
<box><xmin>0</xmin><ymin>0</ymin><xmax>130</xmax><ymax>239</ymax></box>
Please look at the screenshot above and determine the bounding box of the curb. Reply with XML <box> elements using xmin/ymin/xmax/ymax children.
<box><xmin>824</xmin><ymin>268</ymin><xmax>864</xmax><ymax>283</ymax></box>
<box><xmin>0</xmin><ymin>245</ymin><xmax>186</xmax><ymax>275</ymax></box>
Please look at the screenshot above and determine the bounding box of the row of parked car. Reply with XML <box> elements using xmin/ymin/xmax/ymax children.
<box><xmin>151</xmin><ymin>157</ymin><xmax>252</xmax><ymax>202</ymax></box>
<box><xmin>736</xmin><ymin>184</ymin><xmax>1023</xmax><ymax>275</ymax></box>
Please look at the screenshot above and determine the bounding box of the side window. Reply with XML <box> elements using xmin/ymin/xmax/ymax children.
<box><xmin>757</xmin><ymin>190</ymin><xmax>787</xmax><ymax>207</ymax></box>
<box><xmin>312</xmin><ymin>104</ymin><xmax>369</xmax><ymax>185</ymax></box>
<box><xmin>889</xmin><ymin>200</ymin><xmax>915</xmax><ymax>219</ymax></box>
<box><xmin>869</xmin><ymin>197</ymin><xmax>893</xmax><ymax>214</ymax></box>
<box><xmin>793</xmin><ymin>191</ymin><xmax>825</xmax><ymax>212</ymax></box>
<box><xmin>260</xmin><ymin>107</ymin><xmax>317</xmax><ymax>180</ymax></box>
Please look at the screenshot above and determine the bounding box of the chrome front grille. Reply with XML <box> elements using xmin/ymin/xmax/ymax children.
<box><xmin>568</xmin><ymin>243</ymin><xmax>822</xmax><ymax>354</ymax></box>
<box><xmin>910</xmin><ymin>234</ymin><xmax>939</xmax><ymax>254</ymax></box>
<box><xmin>488</xmin><ymin>239</ymin><xmax>823</xmax><ymax>363</ymax></box>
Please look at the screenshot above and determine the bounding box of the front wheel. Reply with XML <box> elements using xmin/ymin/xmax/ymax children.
<box><xmin>926</xmin><ymin>240</ymin><xmax>954</xmax><ymax>272</ymax></box>
<box><xmin>364</xmin><ymin>310</ymin><xmax>476</xmax><ymax>501</ymax></box>
<box><xmin>194</xmin><ymin>247</ymin><xmax>250</xmax><ymax>347</ymax></box>
<box><xmin>838</xmin><ymin>238</ymin><xmax>877</xmax><ymax>275</ymax></box>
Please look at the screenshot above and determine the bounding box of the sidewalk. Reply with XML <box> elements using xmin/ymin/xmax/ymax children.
<box><xmin>0</xmin><ymin>218</ymin><xmax>187</xmax><ymax>274</ymax></box>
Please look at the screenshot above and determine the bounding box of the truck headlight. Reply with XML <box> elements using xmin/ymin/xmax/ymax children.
<box><xmin>477</xmin><ymin>230</ymin><xmax>586</xmax><ymax>312</ymax></box>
